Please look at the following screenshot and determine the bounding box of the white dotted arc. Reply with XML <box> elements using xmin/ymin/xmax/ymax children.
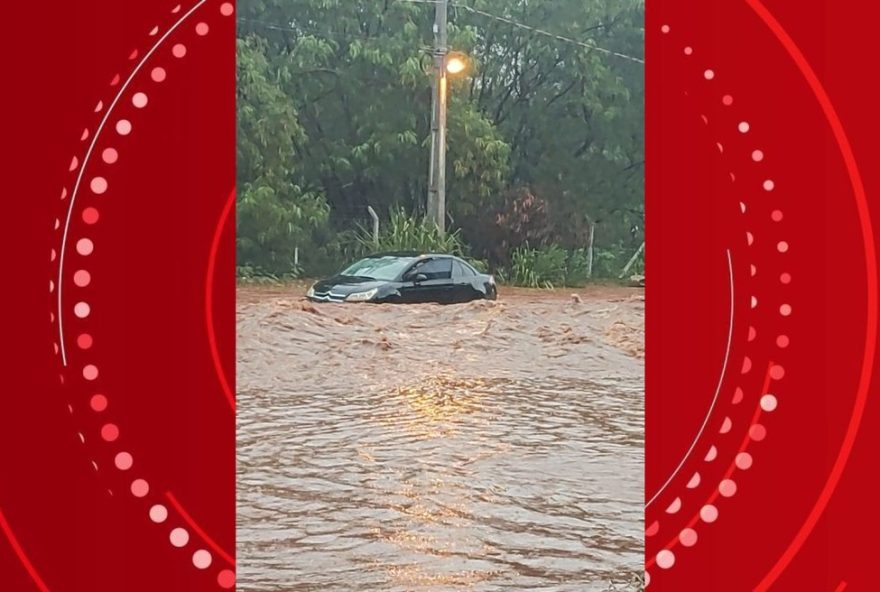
<box><xmin>648</xmin><ymin>22</ymin><xmax>792</xmax><ymax>585</ymax></box>
<box><xmin>51</xmin><ymin>2</ymin><xmax>237</xmax><ymax>589</ymax></box>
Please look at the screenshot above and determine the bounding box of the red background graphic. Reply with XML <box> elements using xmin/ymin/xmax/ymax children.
<box><xmin>647</xmin><ymin>0</ymin><xmax>879</xmax><ymax>590</ymax></box>
<box><xmin>4</xmin><ymin>0</ymin><xmax>880</xmax><ymax>590</ymax></box>
<box><xmin>2</xmin><ymin>1</ymin><xmax>235</xmax><ymax>590</ymax></box>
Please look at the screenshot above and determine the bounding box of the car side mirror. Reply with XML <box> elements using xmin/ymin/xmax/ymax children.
<box><xmin>411</xmin><ymin>273</ymin><xmax>428</xmax><ymax>283</ymax></box>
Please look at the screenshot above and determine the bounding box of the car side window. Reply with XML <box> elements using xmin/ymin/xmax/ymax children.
<box><xmin>416</xmin><ymin>258</ymin><xmax>453</xmax><ymax>280</ymax></box>
<box><xmin>453</xmin><ymin>260</ymin><xmax>475</xmax><ymax>277</ymax></box>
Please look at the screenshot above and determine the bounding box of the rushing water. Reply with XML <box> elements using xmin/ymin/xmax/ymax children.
<box><xmin>237</xmin><ymin>286</ymin><xmax>644</xmax><ymax>591</ymax></box>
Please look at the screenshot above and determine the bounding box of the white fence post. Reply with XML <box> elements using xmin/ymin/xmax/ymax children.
<box><xmin>619</xmin><ymin>241</ymin><xmax>645</xmax><ymax>279</ymax></box>
<box><xmin>367</xmin><ymin>206</ymin><xmax>380</xmax><ymax>247</ymax></box>
<box><xmin>586</xmin><ymin>222</ymin><xmax>595</xmax><ymax>279</ymax></box>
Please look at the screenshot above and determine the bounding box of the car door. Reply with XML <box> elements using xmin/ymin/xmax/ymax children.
<box><xmin>452</xmin><ymin>260</ymin><xmax>478</xmax><ymax>302</ymax></box>
<box><xmin>398</xmin><ymin>258</ymin><xmax>455</xmax><ymax>303</ymax></box>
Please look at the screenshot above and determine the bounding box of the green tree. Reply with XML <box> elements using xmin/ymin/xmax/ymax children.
<box><xmin>237</xmin><ymin>0</ymin><xmax>644</xmax><ymax>274</ymax></box>
<box><xmin>457</xmin><ymin>0</ymin><xmax>644</xmax><ymax>250</ymax></box>
<box><xmin>237</xmin><ymin>36</ymin><xmax>330</xmax><ymax>274</ymax></box>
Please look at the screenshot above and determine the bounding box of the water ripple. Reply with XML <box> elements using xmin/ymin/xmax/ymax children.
<box><xmin>238</xmin><ymin>287</ymin><xmax>644</xmax><ymax>591</ymax></box>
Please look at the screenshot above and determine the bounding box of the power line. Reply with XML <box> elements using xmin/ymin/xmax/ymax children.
<box><xmin>460</xmin><ymin>4</ymin><xmax>644</xmax><ymax>64</ymax></box>
<box><xmin>237</xmin><ymin>17</ymin><xmax>297</xmax><ymax>34</ymax></box>
<box><xmin>240</xmin><ymin>4</ymin><xmax>644</xmax><ymax>66</ymax></box>
<box><xmin>238</xmin><ymin>16</ymin><xmax>406</xmax><ymax>49</ymax></box>
<box><xmin>238</xmin><ymin>16</ymin><xmax>351</xmax><ymax>40</ymax></box>
<box><xmin>398</xmin><ymin>0</ymin><xmax>644</xmax><ymax>64</ymax></box>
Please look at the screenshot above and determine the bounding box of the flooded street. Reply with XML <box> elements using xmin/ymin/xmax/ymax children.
<box><xmin>237</xmin><ymin>285</ymin><xmax>644</xmax><ymax>591</ymax></box>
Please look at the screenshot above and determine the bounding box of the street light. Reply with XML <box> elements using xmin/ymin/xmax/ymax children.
<box><xmin>445</xmin><ymin>53</ymin><xmax>468</xmax><ymax>75</ymax></box>
<box><xmin>427</xmin><ymin>47</ymin><xmax>469</xmax><ymax>236</ymax></box>
<box><xmin>426</xmin><ymin>0</ymin><xmax>473</xmax><ymax>235</ymax></box>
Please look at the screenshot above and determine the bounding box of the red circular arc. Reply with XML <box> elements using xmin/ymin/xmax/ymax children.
<box><xmin>165</xmin><ymin>492</ymin><xmax>235</xmax><ymax>566</ymax></box>
<box><xmin>745</xmin><ymin>1</ymin><xmax>878</xmax><ymax>589</ymax></box>
<box><xmin>0</xmin><ymin>507</ymin><xmax>50</xmax><ymax>592</ymax></box>
<box><xmin>646</xmin><ymin>363</ymin><xmax>774</xmax><ymax>570</ymax></box>
<box><xmin>206</xmin><ymin>188</ymin><xmax>236</xmax><ymax>412</ymax></box>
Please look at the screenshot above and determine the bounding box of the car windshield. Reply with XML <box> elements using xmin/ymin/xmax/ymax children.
<box><xmin>340</xmin><ymin>256</ymin><xmax>416</xmax><ymax>281</ymax></box>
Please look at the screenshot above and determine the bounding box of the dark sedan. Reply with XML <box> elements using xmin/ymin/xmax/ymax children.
<box><xmin>306</xmin><ymin>253</ymin><xmax>497</xmax><ymax>304</ymax></box>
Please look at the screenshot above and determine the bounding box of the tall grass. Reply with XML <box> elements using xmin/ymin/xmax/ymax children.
<box><xmin>234</xmin><ymin>208</ymin><xmax>643</xmax><ymax>284</ymax></box>
<box><xmin>236</xmin><ymin>264</ymin><xmax>302</xmax><ymax>282</ymax></box>
<box><xmin>592</xmin><ymin>244</ymin><xmax>644</xmax><ymax>278</ymax></box>
<box><xmin>355</xmin><ymin>208</ymin><xmax>465</xmax><ymax>255</ymax></box>
<box><xmin>500</xmin><ymin>246</ymin><xmax>591</xmax><ymax>288</ymax></box>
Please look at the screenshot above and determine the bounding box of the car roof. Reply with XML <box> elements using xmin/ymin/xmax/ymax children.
<box><xmin>366</xmin><ymin>251</ymin><xmax>457</xmax><ymax>259</ymax></box>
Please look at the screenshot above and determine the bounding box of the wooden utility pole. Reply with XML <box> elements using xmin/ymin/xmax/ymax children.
<box><xmin>426</xmin><ymin>0</ymin><xmax>448</xmax><ymax>235</ymax></box>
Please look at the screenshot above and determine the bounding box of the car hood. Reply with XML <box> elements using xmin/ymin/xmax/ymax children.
<box><xmin>312</xmin><ymin>276</ymin><xmax>389</xmax><ymax>296</ymax></box>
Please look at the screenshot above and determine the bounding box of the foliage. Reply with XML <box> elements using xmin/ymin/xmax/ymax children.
<box><xmin>502</xmin><ymin>246</ymin><xmax>566</xmax><ymax>288</ymax></box>
<box><xmin>354</xmin><ymin>208</ymin><xmax>466</xmax><ymax>256</ymax></box>
<box><xmin>237</xmin><ymin>0</ymin><xmax>645</xmax><ymax>276</ymax></box>
<box><xmin>236</xmin><ymin>37</ymin><xmax>331</xmax><ymax>274</ymax></box>
<box><xmin>592</xmin><ymin>242</ymin><xmax>644</xmax><ymax>278</ymax></box>
<box><xmin>500</xmin><ymin>245</ymin><xmax>591</xmax><ymax>288</ymax></box>
<box><xmin>460</xmin><ymin>0</ymin><xmax>645</xmax><ymax>249</ymax></box>
<box><xmin>478</xmin><ymin>186</ymin><xmax>554</xmax><ymax>265</ymax></box>
<box><xmin>465</xmin><ymin>257</ymin><xmax>490</xmax><ymax>273</ymax></box>
<box><xmin>563</xmin><ymin>248</ymin><xmax>593</xmax><ymax>285</ymax></box>
<box><xmin>236</xmin><ymin>264</ymin><xmax>301</xmax><ymax>282</ymax></box>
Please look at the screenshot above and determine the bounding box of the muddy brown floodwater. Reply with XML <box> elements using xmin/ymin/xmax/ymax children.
<box><xmin>237</xmin><ymin>284</ymin><xmax>644</xmax><ymax>592</ymax></box>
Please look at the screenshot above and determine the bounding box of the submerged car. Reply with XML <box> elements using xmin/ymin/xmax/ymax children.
<box><xmin>306</xmin><ymin>252</ymin><xmax>497</xmax><ymax>304</ymax></box>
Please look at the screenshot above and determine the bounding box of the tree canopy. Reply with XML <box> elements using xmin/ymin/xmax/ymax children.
<box><xmin>237</xmin><ymin>0</ymin><xmax>644</xmax><ymax>275</ymax></box>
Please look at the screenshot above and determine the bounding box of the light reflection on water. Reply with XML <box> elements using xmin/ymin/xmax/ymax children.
<box><xmin>238</xmin><ymin>288</ymin><xmax>644</xmax><ymax>591</ymax></box>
